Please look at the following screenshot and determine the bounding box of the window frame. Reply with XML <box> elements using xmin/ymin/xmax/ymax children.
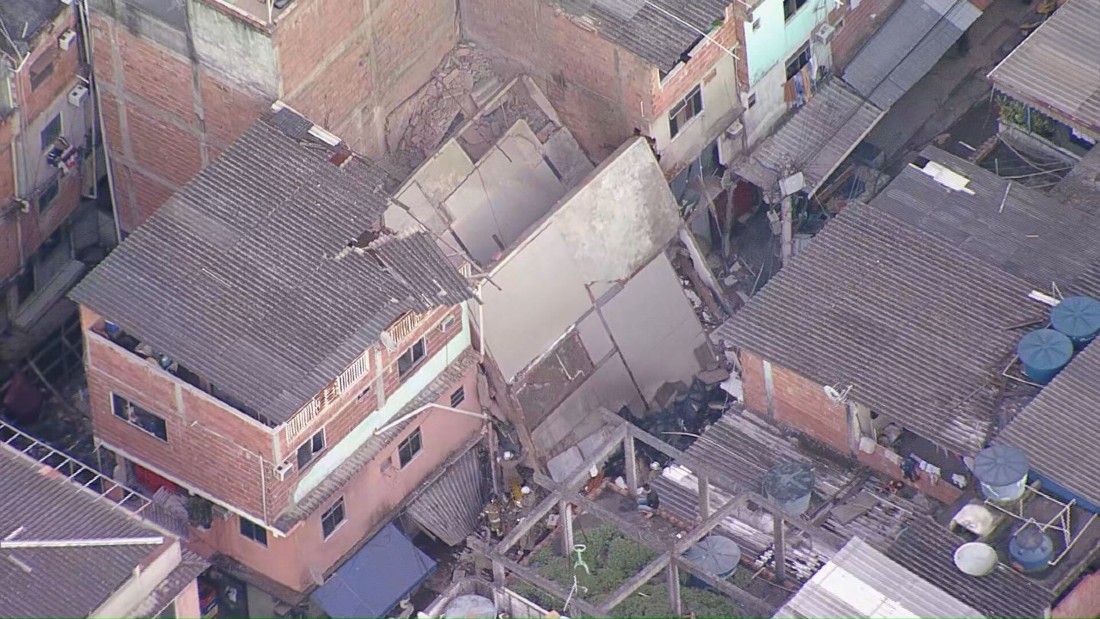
<box><xmin>785</xmin><ymin>44</ymin><xmax>813</xmax><ymax>81</ymax></box>
<box><xmin>296</xmin><ymin>429</ymin><xmax>326</xmax><ymax>470</ymax></box>
<box><xmin>111</xmin><ymin>393</ymin><xmax>168</xmax><ymax>442</ymax></box>
<box><xmin>397</xmin><ymin>337</ymin><xmax>427</xmax><ymax>378</ymax></box>
<box><xmin>37</xmin><ymin>177</ymin><xmax>60</xmax><ymax>213</ymax></box>
<box><xmin>450</xmin><ymin>386</ymin><xmax>465</xmax><ymax>408</ymax></box>
<box><xmin>28</xmin><ymin>56</ymin><xmax>55</xmax><ymax>91</ymax></box>
<box><xmin>321</xmin><ymin>497</ymin><xmax>346</xmax><ymax>539</ymax></box>
<box><xmin>783</xmin><ymin>0</ymin><xmax>809</xmax><ymax>21</ymax></box>
<box><xmin>397</xmin><ymin>428</ymin><xmax>423</xmax><ymax>468</ymax></box>
<box><xmin>668</xmin><ymin>85</ymin><xmax>704</xmax><ymax>139</ymax></box>
<box><xmin>239</xmin><ymin>516</ymin><xmax>268</xmax><ymax>547</ymax></box>
<box><xmin>40</xmin><ymin>113</ymin><xmax>62</xmax><ymax>151</ymax></box>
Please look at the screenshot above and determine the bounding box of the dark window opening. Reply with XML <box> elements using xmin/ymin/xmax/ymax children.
<box><xmin>784</xmin><ymin>0</ymin><xmax>808</xmax><ymax>20</ymax></box>
<box><xmin>41</xmin><ymin>114</ymin><xmax>61</xmax><ymax>151</ymax></box>
<box><xmin>398</xmin><ymin>428</ymin><xmax>423</xmax><ymax>468</ymax></box>
<box><xmin>397</xmin><ymin>338</ymin><xmax>426</xmax><ymax>378</ymax></box>
<box><xmin>669</xmin><ymin>85</ymin><xmax>703</xmax><ymax>138</ymax></box>
<box><xmin>29</xmin><ymin>58</ymin><xmax>54</xmax><ymax>91</ymax></box>
<box><xmin>321</xmin><ymin>498</ymin><xmax>346</xmax><ymax>539</ymax></box>
<box><xmin>296</xmin><ymin>430</ymin><xmax>325</xmax><ymax>470</ymax></box>
<box><xmin>450</xmin><ymin>386</ymin><xmax>465</xmax><ymax>407</ymax></box>
<box><xmin>38</xmin><ymin>178</ymin><xmax>59</xmax><ymax>212</ymax></box>
<box><xmin>785</xmin><ymin>45</ymin><xmax>812</xmax><ymax>81</ymax></box>
<box><xmin>112</xmin><ymin>393</ymin><xmax>168</xmax><ymax>441</ymax></box>
<box><xmin>239</xmin><ymin>516</ymin><xmax>268</xmax><ymax>546</ymax></box>
<box><xmin>747</xmin><ymin>93</ymin><xmax>758</xmax><ymax>108</ymax></box>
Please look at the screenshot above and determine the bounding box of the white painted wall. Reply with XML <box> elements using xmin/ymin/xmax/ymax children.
<box><xmin>742</xmin><ymin>37</ymin><xmax>835</xmax><ymax>148</ymax></box>
<box><xmin>648</xmin><ymin>55</ymin><xmax>742</xmax><ymax>173</ymax></box>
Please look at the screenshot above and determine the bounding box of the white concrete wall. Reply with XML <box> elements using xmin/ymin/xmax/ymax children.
<box><xmin>648</xmin><ymin>55</ymin><xmax>742</xmax><ymax>173</ymax></box>
<box><xmin>742</xmin><ymin>37</ymin><xmax>834</xmax><ymax>148</ymax></box>
<box><xmin>480</xmin><ymin>138</ymin><xmax>682</xmax><ymax>380</ymax></box>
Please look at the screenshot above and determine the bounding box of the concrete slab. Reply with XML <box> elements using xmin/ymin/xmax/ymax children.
<box><xmin>547</xmin><ymin>446</ymin><xmax>584</xmax><ymax>482</ymax></box>
<box><xmin>577</xmin><ymin>311</ymin><xmax>614</xmax><ymax>362</ymax></box>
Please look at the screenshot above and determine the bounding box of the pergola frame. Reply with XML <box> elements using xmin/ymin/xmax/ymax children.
<box><xmin>469</xmin><ymin>416</ymin><xmax>847</xmax><ymax>617</ymax></box>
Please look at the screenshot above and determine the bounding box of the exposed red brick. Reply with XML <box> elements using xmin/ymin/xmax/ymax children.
<box><xmin>123</xmin><ymin>103</ymin><xmax>203</xmax><ymax>187</ymax></box>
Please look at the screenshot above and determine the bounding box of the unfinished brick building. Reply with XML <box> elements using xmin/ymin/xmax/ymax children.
<box><xmin>70</xmin><ymin>106</ymin><xmax>490</xmax><ymax>613</ymax></box>
<box><xmin>0</xmin><ymin>2</ymin><xmax>114</xmax><ymax>362</ymax></box>
<box><xmin>86</xmin><ymin>0</ymin><xmax>460</xmax><ymax>232</ymax></box>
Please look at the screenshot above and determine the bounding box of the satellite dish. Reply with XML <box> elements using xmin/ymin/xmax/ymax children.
<box><xmin>954</xmin><ymin>542</ymin><xmax>998</xmax><ymax>576</ymax></box>
<box><xmin>823</xmin><ymin>385</ymin><xmax>843</xmax><ymax>403</ymax></box>
<box><xmin>380</xmin><ymin>330</ymin><xmax>399</xmax><ymax>352</ymax></box>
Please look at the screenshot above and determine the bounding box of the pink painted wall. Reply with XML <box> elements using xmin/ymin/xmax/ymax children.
<box><xmin>173</xmin><ymin>579</ymin><xmax>203</xmax><ymax>618</ymax></box>
<box><xmin>192</xmin><ymin>363</ymin><xmax>483</xmax><ymax>592</ymax></box>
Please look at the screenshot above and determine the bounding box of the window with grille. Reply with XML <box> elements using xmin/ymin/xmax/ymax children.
<box><xmin>239</xmin><ymin>516</ymin><xmax>268</xmax><ymax>546</ymax></box>
<box><xmin>398</xmin><ymin>429</ymin><xmax>423</xmax><ymax>468</ymax></box>
<box><xmin>321</xmin><ymin>498</ymin><xmax>346</xmax><ymax>539</ymax></box>
<box><xmin>397</xmin><ymin>338</ymin><xmax>426</xmax><ymax>378</ymax></box>
<box><xmin>297</xmin><ymin>429</ymin><xmax>325</xmax><ymax>470</ymax></box>
<box><xmin>669</xmin><ymin>86</ymin><xmax>703</xmax><ymax>138</ymax></box>
<box><xmin>450</xmin><ymin>386</ymin><xmax>465</xmax><ymax>407</ymax></box>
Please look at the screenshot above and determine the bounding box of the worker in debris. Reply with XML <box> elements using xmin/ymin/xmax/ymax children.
<box><xmin>637</xmin><ymin>483</ymin><xmax>660</xmax><ymax>518</ymax></box>
<box><xmin>483</xmin><ymin>494</ymin><xmax>504</xmax><ymax>538</ymax></box>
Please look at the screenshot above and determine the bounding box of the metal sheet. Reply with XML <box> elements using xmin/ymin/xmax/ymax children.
<box><xmin>406</xmin><ymin>446</ymin><xmax>486</xmax><ymax>546</ymax></box>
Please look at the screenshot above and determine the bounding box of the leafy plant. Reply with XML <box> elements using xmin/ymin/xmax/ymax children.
<box><xmin>997</xmin><ymin>96</ymin><xmax>1056</xmax><ymax>137</ymax></box>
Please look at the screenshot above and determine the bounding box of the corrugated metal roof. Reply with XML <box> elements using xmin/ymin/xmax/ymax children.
<box><xmin>406</xmin><ymin>446</ymin><xmax>486</xmax><ymax>545</ymax></box>
<box><xmin>0</xmin><ymin>0</ymin><xmax>63</xmax><ymax>57</ymax></box>
<box><xmin>716</xmin><ymin>204</ymin><xmax>1043</xmax><ymax>456</ymax></box>
<box><xmin>842</xmin><ymin>0</ymin><xmax>981</xmax><ymax>108</ymax></box>
<box><xmin>273</xmin><ymin>349</ymin><xmax>480</xmax><ymax>530</ymax></box>
<box><xmin>734</xmin><ymin>80</ymin><xmax>886</xmax><ymax>196</ymax></box>
<box><xmin>563</xmin><ymin>0</ymin><xmax>731</xmax><ymax>71</ymax></box>
<box><xmin>138</xmin><ymin>550</ymin><xmax>210</xmax><ymax>618</ymax></box>
<box><xmin>987</xmin><ymin>0</ymin><xmax>1100</xmax><ymax>134</ymax></box>
<box><xmin>872</xmin><ymin>146</ymin><xmax>1100</xmax><ymax>288</ymax></box>
<box><xmin>883</xmin><ymin>517</ymin><xmax>1054</xmax><ymax>618</ymax></box>
<box><xmin>0</xmin><ymin>443</ymin><xmax>169</xmax><ymax>618</ymax></box>
<box><xmin>998</xmin><ymin>339</ymin><xmax>1100</xmax><ymax>508</ymax></box>
<box><xmin>70</xmin><ymin>110</ymin><xmax>472</xmax><ymax>425</ymax></box>
<box><xmin>776</xmin><ymin>537</ymin><xmax>984</xmax><ymax>618</ymax></box>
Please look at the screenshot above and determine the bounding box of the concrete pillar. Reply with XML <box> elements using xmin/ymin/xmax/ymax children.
<box><xmin>560</xmin><ymin>500</ymin><xmax>574</xmax><ymax>556</ymax></box>
<box><xmin>698</xmin><ymin>473</ymin><xmax>711</xmax><ymax>520</ymax></box>
<box><xmin>624</xmin><ymin>435</ymin><xmax>638</xmax><ymax>493</ymax></box>
<box><xmin>773</xmin><ymin>512</ymin><xmax>786</xmax><ymax>583</ymax></box>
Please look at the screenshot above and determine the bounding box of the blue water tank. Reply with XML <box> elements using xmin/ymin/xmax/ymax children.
<box><xmin>973</xmin><ymin>445</ymin><xmax>1029</xmax><ymax>502</ymax></box>
<box><xmin>1051</xmin><ymin>296</ymin><xmax>1100</xmax><ymax>348</ymax></box>
<box><xmin>1017</xmin><ymin>329</ymin><xmax>1073</xmax><ymax>384</ymax></box>
<box><xmin>764</xmin><ymin>462</ymin><xmax>815</xmax><ymax>516</ymax></box>
<box><xmin>1009</xmin><ymin>524</ymin><xmax>1054</xmax><ymax>572</ymax></box>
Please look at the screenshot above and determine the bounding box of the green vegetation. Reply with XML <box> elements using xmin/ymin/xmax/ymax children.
<box><xmin>511</xmin><ymin>526</ymin><xmax>744</xmax><ymax>618</ymax></box>
<box><xmin>997</xmin><ymin>95</ymin><xmax>1056</xmax><ymax>138</ymax></box>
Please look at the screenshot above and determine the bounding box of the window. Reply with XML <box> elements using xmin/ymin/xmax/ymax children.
<box><xmin>239</xmin><ymin>516</ymin><xmax>268</xmax><ymax>546</ymax></box>
<box><xmin>297</xmin><ymin>429</ymin><xmax>325</xmax><ymax>470</ymax></box>
<box><xmin>785</xmin><ymin>44</ymin><xmax>812</xmax><ymax>80</ymax></box>
<box><xmin>37</xmin><ymin>178</ymin><xmax>59</xmax><ymax>212</ymax></box>
<box><xmin>29</xmin><ymin>56</ymin><xmax>54</xmax><ymax>91</ymax></box>
<box><xmin>668</xmin><ymin>85</ymin><xmax>703</xmax><ymax>139</ymax></box>
<box><xmin>398</xmin><ymin>429</ymin><xmax>423</xmax><ymax>468</ymax></box>
<box><xmin>747</xmin><ymin>93</ymin><xmax>758</xmax><ymax>109</ymax></box>
<box><xmin>321</xmin><ymin>498</ymin><xmax>346</xmax><ymax>539</ymax></box>
<box><xmin>784</xmin><ymin>0</ymin><xmax>808</xmax><ymax>20</ymax></box>
<box><xmin>450</xmin><ymin>386</ymin><xmax>465</xmax><ymax>407</ymax></box>
<box><xmin>397</xmin><ymin>337</ymin><xmax>426</xmax><ymax>378</ymax></box>
<box><xmin>40</xmin><ymin>114</ymin><xmax>61</xmax><ymax>151</ymax></box>
<box><xmin>112</xmin><ymin>394</ymin><xmax>168</xmax><ymax>441</ymax></box>
<box><xmin>752</xmin><ymin>17</ymin><xmax>761</xmax><ymax>30</ymax></box>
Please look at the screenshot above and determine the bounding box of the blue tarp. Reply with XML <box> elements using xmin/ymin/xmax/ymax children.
<box><xmin>311</xmin><ymin>523</ymin><xmax>436</xmax><ymax>618</ymax></box>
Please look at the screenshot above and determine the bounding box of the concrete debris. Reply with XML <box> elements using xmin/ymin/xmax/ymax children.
<box><xmin>696</xmin><ymin>368</ymin><xmax>730</xmax><ymax>386</ymax></box>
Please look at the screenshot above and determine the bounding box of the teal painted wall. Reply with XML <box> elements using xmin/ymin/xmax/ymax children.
<box><xmin>745</xmin><ymin>0</ymin><xmax>830</xmax><ymax>86</ymax></box>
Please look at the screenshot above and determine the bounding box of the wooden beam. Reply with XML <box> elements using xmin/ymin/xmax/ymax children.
<box><xmin>532</xmin><ymin>472</ymin><xmax>669</xmax><ymax>551</ymax></box>
<box><xmin>668</xmin><ymin>560</ymin><xmax>683</xmax><ymax>617</ymax></box>
<box><xmin>677</xmin><ymin>559</ymin><xmax>777</xmax><ymax>617</ymax></box>
<box><xmin>597</xmin><ymin>551</ymin><xmax>671</xmax><ymax>613</ymax></box>
<box><xmin>698</xmin><ymin>473</ymin><xmax>711</xmax><ymax>520</ymax></box>
<box><xmin>625</xmin><ymin>423</ymin><xmax>729</xmax><ymax>489</ymax></box>
<box><xmin>624</xmin><ymin>433</ymin><xmax>639</xmax><ymax>493</ymax></box>
<box><xmin>468</xmin><ymin>538</ymin><xmax>603</xmax><ymax>617</ymax></box>
<box><xmin>496</xmin><ymin>425</ymin><xmax>629</xmax><ymax>553</ymax></box>
<box><xmin>559</xmin><ymin>500</ymin><xmax>574</xmax><ymax>555</ymax></box>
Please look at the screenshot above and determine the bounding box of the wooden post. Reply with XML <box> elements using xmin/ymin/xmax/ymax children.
<box><xmin>668</xmin><ymin>560</ymin><xmax>683</xmax><ymax>617</ymax></box>
<box><xmin>624</xmin><ymin>434</ymin><xmax>639</xmax><ymax>493</ymax></box>
<box><xmin>773</xmin><ymin>511</ymin><xmax>786</xmax><ymax>583</ymax></box>
<box><xmin>698</xmin><ymin>473</ymin><xmax>711</xmax><ymax>520</ymax></box>
<box><xmin>560</xmin><ymin>499</ymin><xmax>574</xmax><ymax>556</ymax></box>
<box><xmin>780</xmin><ymin>194</ymin><xmax>793</xmax><ymax>266</ymax></box>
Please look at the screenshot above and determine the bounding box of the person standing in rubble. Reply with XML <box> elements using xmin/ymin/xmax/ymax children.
<box><xmin>482</xmin><ymin>494</ymin><xmax>504</xmax><ymax>538</ymax></box>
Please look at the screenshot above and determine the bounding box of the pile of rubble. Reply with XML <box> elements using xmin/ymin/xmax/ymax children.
<box><xmin>385</xmin><ymin>44</ymin><xmax>508</xmax><ymax>175</ymax></box>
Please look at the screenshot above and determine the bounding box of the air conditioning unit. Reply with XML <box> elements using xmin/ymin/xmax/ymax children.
<box><xmin>60</xmin><ymin>0</ymin><xmax>74</xmax><ymax>6</ymax></box>
<box><xmin>815</xmin><ymin>23</ymin><xmax>837</xmax><ymax>45</ymax></box>
<box><xmin>58</xmin><ymin>29</ymin><xmax>77</xmax><ymax>51</ymax></box>
<box><xmin>68</xmin><ymin>84</ymin><xmax>89</xmax><ymax>107</ymax></box>
<box><xmin>274</xmin><ymin>460</ymin><xmax>294</xmax><ymax>481</ymax></box>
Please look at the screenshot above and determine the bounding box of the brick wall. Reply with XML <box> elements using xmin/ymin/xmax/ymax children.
<box><xmin>17</xmin><ymin>12</ymin><xmax>82</xmax><ymax>124</ymax></box>
<box><xmin>194</xmin><ymin>362</ymin><xmax>482</xmax><ymax>591</ymax></box>
<box><xmin>651</xmin><ymin>8</ymin><xmax>740</xmax><ymax>116</ymax></box>
<box><xmin>827</xmin><ymin>0</ymin><xmax>905</xmax><ymax>71</ymax></box>
<box><xmin>739</xmin><ymin>349</ymin><xmax>850</xmax><ymax>453</ymax></box>
<box><xmin>857</xmin><ymin>445</ymin><xmax>963</xmax><ymax>504</ymax></box>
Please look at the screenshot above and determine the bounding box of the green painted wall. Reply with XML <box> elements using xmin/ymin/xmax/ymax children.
<box><xmin>744</xmin><ymin>0</ymin><xmax>830</xmax><ymax>86</ymax></box>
